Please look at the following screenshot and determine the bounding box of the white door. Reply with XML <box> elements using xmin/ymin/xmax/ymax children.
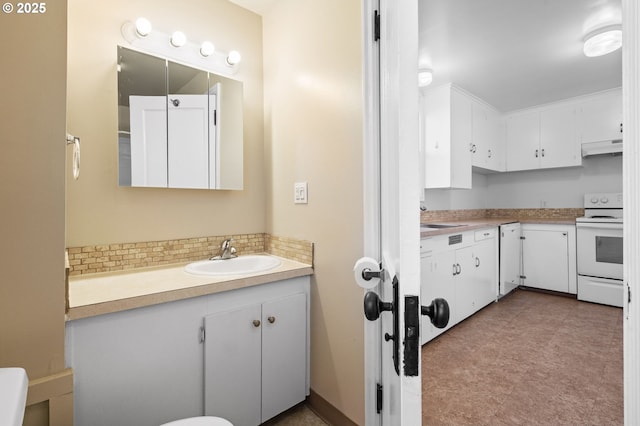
<box><xmin>361</xmin><ymin>1</ymin><xmax>424</xmax><ymax>424</ymax></box>
<box><xmin>167</xmin><ymin>94</ymin><xmax>209</xmax><ymax>189</ymax></box>
<box><xmin>129</xmin><ymin>95</ymin><xmax>168</xmax><ymax>187</ymax></box>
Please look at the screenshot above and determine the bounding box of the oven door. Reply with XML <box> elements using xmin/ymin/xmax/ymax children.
<box><xmin>576</xmin><ymin>222</ymin><xmax>623</xmax><ymax>280</ymax></box>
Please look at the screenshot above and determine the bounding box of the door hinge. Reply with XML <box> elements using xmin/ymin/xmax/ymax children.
<box><xmin>374</xmin><ymin>10</ymin><xmax>380</xmax><ymax>41</ymax></box>
<box><xmin>629</xmin><ymin>286</ymin><xmax>632</xmax><ymax>304</ymax></box>
<box><xmin>213</xmin><ymin>110</ymin><xmax>217</xmax><ymax>126</ymax></box>
<box><xmin>376</xmin><ymin>383</ymin><xmax>383</xmax><ymax>413</ymax></box>
<box><xmin>200</xmin><ymin>326</ymin><xmax>206</xmax><ymax>343</ymax></box>
<box><xmin>519</xmin><ymin>275</ymin><xmax>527</xmax><ymax>280</ymax></box>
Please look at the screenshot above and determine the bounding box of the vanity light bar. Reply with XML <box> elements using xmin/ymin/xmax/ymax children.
<box><xmin>120</xmin><ymin>18</ymin><xmax>242</xmax><ymax>75</ymax></box>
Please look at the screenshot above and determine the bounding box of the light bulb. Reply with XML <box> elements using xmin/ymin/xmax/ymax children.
<box><xmin>170</xmin><ymin>31</ymin><xmax>187</xmax><ymax>48</ymax></box>
<box><xmin>135</xmin><ymin>17</ymin><xmax>152</xmax><ymax>37</ymax></box>
<box><xmin>418</xmin><ymin>69</ymin><xmax>433</xmax><ymax>87</ymax></box>
<box><xmin>200</xmin><ymin>41</ymin><xmax>215</xmax><ymax>57</ymax></box>
<box><xmin>226</xmin><ymin>50</ymin><xmax>242</xmax><ymax>66</ymax></box>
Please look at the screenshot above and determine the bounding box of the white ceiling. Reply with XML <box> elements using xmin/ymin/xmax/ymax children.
<box><xmin>229</xmin><ymin>0</ymin><xmax>622</xmax><ymax>113</ymax></box>
<box><xmin>419</xmin><ymin>0</ymin><xmax>622</xmax><ymax>112</ymax></box>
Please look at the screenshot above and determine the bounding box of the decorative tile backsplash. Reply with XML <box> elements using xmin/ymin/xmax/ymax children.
<box><xmin>67</xmin><ymin>233</ymin><xmax>313</xmax><ymax>276</ymax></box>
<box><xmin>421</xmin><ymin>208</ymin><xmax>584</xmax><ymax>223</ymax></box>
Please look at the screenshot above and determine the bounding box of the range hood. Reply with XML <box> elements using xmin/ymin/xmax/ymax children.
<box><xmin>581</xmin><ymin>139</ymin><xmax>623</xmax><ymax>157</ymax></box>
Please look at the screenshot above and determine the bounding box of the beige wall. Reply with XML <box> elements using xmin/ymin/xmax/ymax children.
<box><xmin>66</xmin><ymin>0</ymin><xmax>265</xmax><ymax>246</ymax></box>
<box><xmin>263</xmin><ymin>1</ymin><xmax>365</xmax><ymax>424</ymax></box>
<box><xmin>0</xmin><ymin>1</ymin><xmax>71</xmax><ymax>424</ymax></box>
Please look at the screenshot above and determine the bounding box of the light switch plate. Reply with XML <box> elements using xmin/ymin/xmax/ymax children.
<box><xmin>294</xmin><ymin>182</ymin><xmax>308</xmax><ymax>204</ymax></box>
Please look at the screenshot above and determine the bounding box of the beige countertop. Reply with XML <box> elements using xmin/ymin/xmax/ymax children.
<box><xmin>66</xmin><ymin>255</ymin><xmax>313</xmax><ymax>321</ymax></box>
<box><xmin>420</xmin><ymin>217</ymin><xmax>576</xmax><ymax>238</ymax></box>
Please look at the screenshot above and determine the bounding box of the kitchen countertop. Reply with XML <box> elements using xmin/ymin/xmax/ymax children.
<box><xmin>420</xmin><ymin>217</ymin><xmax>576</xmax><ymax>238</ymax></box>
<box><xmin>66</xmin><ymin>255</ymin><xmax>313</xmax><ymax>321</ymax></box>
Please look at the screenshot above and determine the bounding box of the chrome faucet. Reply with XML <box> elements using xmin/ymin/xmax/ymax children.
<box><xmin>210</xmin><ymin>239</ymin><xmax>237</xmax><ymax>260</ymax></box>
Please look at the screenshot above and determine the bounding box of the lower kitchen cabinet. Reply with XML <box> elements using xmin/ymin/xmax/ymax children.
<box><xmin>521</xmin><ymin>224</ymin><xmax>577</xmax><ymax>294</ymax></box>
<box><xmin>421</xmin><ymin>228</ymin><xmax>498</xmax><ymax>344</ymax></box>
<box><xmin>65</xmin><ymin>276</ymin><xmax>310</xmax><ymax>426</ymax></box>
<box><xmin>204</xmin><ymin>292</ymin><xmax>307</xmax><ymax>426</ymax></box>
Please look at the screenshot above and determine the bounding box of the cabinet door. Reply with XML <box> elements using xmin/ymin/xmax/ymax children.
<box><xmin>522</xmin><ymin>229</ymin><xmax>570</xmax><ymax>292</ymax></box>
<box><xmin>204</xmin><ymin>304</ymin><xmax>262</xmax><ymax>426</ymax></box>
<box><xmin>454</xmin><ymin>245</ymin><xmax>478</xmax><ymax>321</ymax></box>
<box><xmin>421</xmin><ymin>250</ymin><xmax>456</xmax><ymax>344</ymax></box>
<box><xmin>450</xmin><ymin>88</ymin><xmax>473</xmax><ymax>188</ymax></box>
<box><xmin>472</xmin><ymin>101</ymin><xmax>504</xmax><ymax>171</ymax></box>
<box><xmin>499</xmin><ymin>223</ymin><xmax>521</xmax><ymax>295</ymax></box>
<box><xmin>578</xmin><ymin>89</ymin><xmax>623</xmax><ymax>143</ymax></box>
<box><xmin>505</xmin><ymin>112</ymin><xmax>540</xmax><ymax>171</ymax></box>
<box><xmin>471</xmin><ymin>237</ymin><xmax>498</xmax><ymax>310</ymax></box>
<box><xmin>261</xmin><ymin>293</ymin><xmax>307</xmax><ymax>423</ymax></box>
<box><xmin>540</xmin><ymin>104</ymin><xmax>580</xmax><ymax>169</ymax></box>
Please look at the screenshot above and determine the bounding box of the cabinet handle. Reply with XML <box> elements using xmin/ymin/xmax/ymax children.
<box><xmin>535</xmin><ymin>149</ymin><xmax>539</xmax><ymax>158</ymax></box>
<box><xmin>621</xmin><ymin>122</ymin><xmax>623</xmax><ymax>133</ymax></box>
<box><xmin>487</xmin><ymin>149</ymin><xmax>492</xmax><ymax>158</ymax></box>
<box><xmin>541</xmin><ymin>148</ymin><xmax>545</xmax><ymax>157</ymax></box>
<box><xmin>475</xmin><ymin>257</ymin><xmax>480</xmax><ymax>267</ymax></box>
<box><xmin>456</xmin><ymin>263</ymin><xmax>461</xmax><ymax>275</ymax></box>
<box><xmin>252</xmin><ymin>320</ymin><xmax>261</xmax><ymax>327</ymax></box>
<box><xmin>452</xmin><ymin>264</ymin><xmax>457</xmax><ymax>276</ymax></box>
<box><xmin>267</xmin><ymin>316</ymin><xmax>276</xmax><ymax>324</ymax></box>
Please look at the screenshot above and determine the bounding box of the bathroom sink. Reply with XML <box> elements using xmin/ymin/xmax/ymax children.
<box><xmin>184</xmin><ymin>255</ymin><xmax>282</xmax><ymax>276</ymax></box>
<box><xmin>0</xmin><ymin>368</ymin><xmax>28</xmax><ymax>426</ymax></box>
<box><xmin>421</xmin><ymin>223</ymin><xmax>465</xmax><ymax>229</ymax></box>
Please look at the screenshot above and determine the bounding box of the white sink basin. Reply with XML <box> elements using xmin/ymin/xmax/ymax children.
<box><xmin>184</xmin><ymin>255</ymin><xmax>282</xmax><ymax>276</ymax></box>
<box><xmin>0</xmin><ymin>368</ymin><xmax>28</xmax><ymax>426</ymax></box>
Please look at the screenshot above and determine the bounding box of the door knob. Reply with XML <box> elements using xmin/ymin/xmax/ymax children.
<box><xmin>421</xmin><ymin>298</ymin><xmax>450</xmax><ymax>329</ymax></box>
<box><xmin>363</xmin><ymin>291</ymin><xmax>393</xmax><ymax>321</ymax></box>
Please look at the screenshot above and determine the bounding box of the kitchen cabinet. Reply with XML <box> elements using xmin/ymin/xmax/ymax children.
<box><xmin>204</xmin><ymin>293</ymin><xmax>307</xmax><ymax>426</ymax></box>
<box><xmin>578</xmin><ymin>88</ymin><xmax>623</xmax><ymax>144</ymax></box>
<box><xmin>422</xmin><ymin>84</ymin><xmax>473</xmax><ymax>189</ymax></box>
<box><xmin>499</xmin><ymin>222</ymin><xmax>521</xmax><ymax>296</ymax></box>
<box><xmin>506</xmin><ymin>103</ymin><xmax>579</xmax><ymax>171</ymax></box>
<box><xmin>521</xmin><ymin>224</ymin><xmax>577</xmax><ymax>294</ymax></box>
<box><xmin>472</xmin><ymin>100</ymin><xmax>505</xmax><ymax>172</ymax></box>
<box><xmin>65</xmin><ymin>276</ymin><xmax>310</xmax><ymax>426</ymax></box>
<box><xmin>421</xmin><ymin>228</ymin><xmax>498</xmax><ymax>344</ymax></box>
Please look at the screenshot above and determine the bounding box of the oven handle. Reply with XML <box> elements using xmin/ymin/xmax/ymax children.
<box><xmin>576</xmin><ymin>222</ymin><xmax>623</xmax><ymax>230</ymax></box>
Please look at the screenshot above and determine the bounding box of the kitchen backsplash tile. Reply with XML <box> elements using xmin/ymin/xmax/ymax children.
<box><xmin>67</xmin><ymin>233</ymin><xmax>313</xmax><ymax>276</ymax></box>
<box><xmin>421</xmin><ymin>208</ymin><xmax>585</xmax><ymax>223</ymax></box>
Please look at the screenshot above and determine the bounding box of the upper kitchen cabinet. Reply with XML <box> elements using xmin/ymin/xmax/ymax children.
<box><xmin>422</xmin><ymin>84</ymin><xmax>473</xmax><ymax>189</ymax></box>
<box><xmin>506</xmin><ymin>101</ymin><xmax>580</xmax><ymax>172</ymax></box>
<box><xmin>472</xmin><ymin>100</ymin><xmax>505</xmax><ymax>172</ymax></box>
<box><xmin>578</xmin><ymin>88</ymin><xmax>623</xmax><ymax>144</ymax></box>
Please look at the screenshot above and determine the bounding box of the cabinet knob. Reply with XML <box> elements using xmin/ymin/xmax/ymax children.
<box><xmin>267</xmin><ymin>316</ymin><xmax>276</xmax><ymax>324</ymax></box>
<box><xmin>252</xmin><ymin>320</ymin><xmax>261</xmax><ymax>327</ymax></box>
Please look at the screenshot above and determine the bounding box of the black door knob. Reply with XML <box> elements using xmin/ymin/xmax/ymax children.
<box><xmin>421</xmin><ymin>298</ymin><xmax>450</xmax><ymax>329</ymax></box>
<box><xmin>363</xmin><ymin>291</ymin><xmax>393</xmax><ymax>321</ymax></box>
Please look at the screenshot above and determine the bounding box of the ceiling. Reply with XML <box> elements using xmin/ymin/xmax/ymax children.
<box><xmin>419</xmin><ymin>0</ymin><xmax>622</xmax><ymax>112</ymax></box>
<box><xmin>228</xmin><ymin>0</ymin><xmax>622</xmax><ymax>113</ymax></box>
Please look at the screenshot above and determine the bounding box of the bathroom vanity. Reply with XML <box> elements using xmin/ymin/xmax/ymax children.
<box><xmin>65</xmin><ymin>258</ymin><xmax>311</xmax><ymax>426</ymax></box>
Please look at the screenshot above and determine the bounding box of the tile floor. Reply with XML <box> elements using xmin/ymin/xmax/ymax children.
<box><xmin>264</xmin><ymin>404</ymin><xmax>328</xmax><ymax>425</ymax></box>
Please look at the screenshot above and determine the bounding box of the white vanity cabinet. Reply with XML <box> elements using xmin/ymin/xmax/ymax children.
<box><xmin>66</xmin><ymin>276</ymin><xmax>310</xmax><ymax>426</ymax></box>
<box><xmin>204</xmin><ymin>292</ymin><xmax>307</xmax><ymax>426</ymax></box>
<box><xmin>521</xmin><ymin>224</ymin><xmax>577</xmax><ymax>294</ymax></box>
<box><xmin>421</xmin><ymin>228</ymin><xmax>498</xmax><ymax>344</ymax></box>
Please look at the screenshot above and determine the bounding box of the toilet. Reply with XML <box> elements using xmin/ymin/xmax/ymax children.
<box><xmin>160</xmin><ymin>416</ymin><xmax>233</xmax><ymax>426</ymax></box>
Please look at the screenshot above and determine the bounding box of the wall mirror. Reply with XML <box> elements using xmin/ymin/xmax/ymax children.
<box><xmin>117</xmin><ymin>46</ymin><xmax>244</xmax><ymax>190</ymax></box>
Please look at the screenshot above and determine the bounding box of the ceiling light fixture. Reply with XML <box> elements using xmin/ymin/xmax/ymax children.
<box><xmin>418</xmin><ymin>69</ymin><xmax>433</xmax><ymax>87</ymax></box>
<box><xmin>583</xmin><ymin>25</ymin><xmax>622</xmax><ymax>57</ymax></box>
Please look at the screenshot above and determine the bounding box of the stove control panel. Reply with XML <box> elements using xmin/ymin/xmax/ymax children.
<box><xmin>584</xmin><ymin>192</ymin><xmax>623</xmax><ymax>208</ymax></box>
